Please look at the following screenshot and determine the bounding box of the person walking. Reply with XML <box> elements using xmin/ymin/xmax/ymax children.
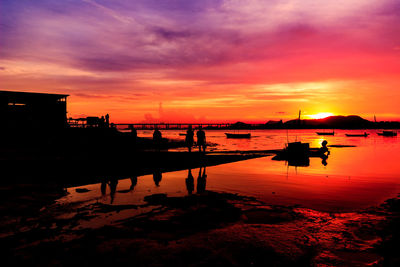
<box><xmin>185</xmin><ymin>125</ymin><xmax>194</xmax><ymax>152</ymax></box>
<box><xmin>196</xmin><ymin>126</ymin><xmax>206</xmax><ymax>153</ymax></box>
<box><xmin>153</xmin><ymin>127</ymin><xmax>162</xmax><ymax>151</ymax></box>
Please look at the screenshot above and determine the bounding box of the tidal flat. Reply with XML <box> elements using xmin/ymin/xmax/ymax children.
<box><xmin>1</xmin><ymin>181</ymin><xmax>399</xmax><ymax>266</ymax></box>
<box><xmin>1</xmin><ymin>129</ymin><xmax>399</xmax><ymax>266</ymax></box>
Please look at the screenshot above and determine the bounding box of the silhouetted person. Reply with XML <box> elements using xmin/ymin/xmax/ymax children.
<box><xmin>196</xmin><ymin>126</ymin><xmax>206</xmax><ymax>152</ymax></box>
<box><xmin>197</xmin><ymin>166</ymin><xmax>207</xmax><ymax>193</ymax></box>
<box><xmin>153</xmin><ymin>128</ymin><xmax>162</xmax><ymax>151</ymax></box>
<box><xmin>185</xmin><ymin>125</ymin><xmax>194</xmax><ymax>152</ymax></box>
<box><xmin>319</xmin><ymin>140</ymin><xmax>330</xmax><ymax>155</ymax></box>
<box><xmin>100</xmin><ymin>116</ymin><xmax>105</xmax><ymax>128</ymax></box>
<box><xmin>129</xmin><ymin>125</ymin><xmax>137</xmax><ymax>141</ymax></box>
<box><xmin>130</xmin><ymin>176</ymin><xmax>138</xmax><ymax>191</ymax></box>
<box><xmin>185</xmin><ymin>168</ymin><xmax>194</xmax><ymax>194</ymax></box>
<box><xmin>153</xmin><ymin>169</ymin><xmax>162</xmax><ymax>186</ymax></box>
<box><xmin>318</xmin><ymin>140</ymin><xmax>329</xmax><ymax>166</ymax></box>
<box><xmin>105</xmin><ymin>113</ymin><xmax>110</xmax><ymax>128</ymax></box>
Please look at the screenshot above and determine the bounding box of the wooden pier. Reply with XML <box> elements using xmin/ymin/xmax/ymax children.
<box><xmin>115</xmin><ymin>123</ymin><xmax>234</xmax><ymax>130</ymax></box>
<box><xmin>67</xmin><ymin>120</ymin><xmax>266</xmax><ymax>130</ymax></box>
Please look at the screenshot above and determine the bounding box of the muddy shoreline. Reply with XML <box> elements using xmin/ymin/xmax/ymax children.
<box><xmin>1</xmin><ymin>143</ymin><xmax>399</xmax><ymax>266</ymax></box>
<box><xmin>1</xmin><ymin>180</ymin><xmax>399</xmax><ymax>266</ymax></box>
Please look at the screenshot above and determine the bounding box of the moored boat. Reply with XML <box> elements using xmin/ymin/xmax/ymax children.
<box><xmin>377</xmin><ymin>130</ymin><xmax>397</xmax><ymax>137</ymax></box>
<box><xmin>316</xmin><ymin>131</ymin><xmax>335</xmax><ymax>136</ymax></box>
<box><xmin>225</xmin><ymin>133</ymin><xmax>251</xmax><ymax>138</ymax></box>
<box><xmin>272</xmin><ymin>141</ymin><xmax>329</xmax><ymax>166</ymax></box>
<box><xmin>345</xmin><ymin>132</ymin><xmax>369</xmax><ymax>137</ymax></box>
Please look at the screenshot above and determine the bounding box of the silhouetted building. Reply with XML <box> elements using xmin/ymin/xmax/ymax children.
<box><xmin>0</xmin><ymin>90</ymin><xmax>68</xmax><ymax>129</ymax></box>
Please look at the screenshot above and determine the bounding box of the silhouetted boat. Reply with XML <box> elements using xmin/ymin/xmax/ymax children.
<box><xmin>377</xmin><ymin>130</ymin><xmax>397</xmax><ymax>137</ymax></box>
<box><xmin>345</xmin><ymin>132</ymin><xmax>369</xmax><ymax>137</ymax></box>
<box><xmin>179</xmin><ymin>133</ymin><xmax>186</xmax><ymax>136</ymax></box>
<box><xmin>225</xmin><ymin>133</ymin><xmax>251</xmax><ymax>138</ymax></box>
<box><xmin>316</xmin><ymin>131</ymin><xmax>335</xmax><ymax>136</ymax></box>
<box><xmin>272</xmin><ymin>141</ymin><xmax>328</xmax><ymax>166</ymax></box>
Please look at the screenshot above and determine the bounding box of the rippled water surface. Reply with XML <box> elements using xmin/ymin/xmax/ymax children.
<box><xmin>59</xmin><ymin>129</ymin><xmax>400</xmax><ymax>212</ymax></box>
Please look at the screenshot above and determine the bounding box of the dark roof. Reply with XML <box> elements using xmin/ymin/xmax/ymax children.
<box><xmin>0</xmin><ymin>90</ymin><xmax>69</xmax><ymax>102</ymax></box>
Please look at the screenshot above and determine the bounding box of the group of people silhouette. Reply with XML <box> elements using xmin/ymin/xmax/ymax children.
<box><xmin>152</xmin><ymin>125</ymin><xmax>207</xmax><ymax>152</ymax></box>
<box><xmin>185</xmin><ymin>125</ymin><xmax>206</xmax><ymax>152</ymax></box>
<box><xmin>98</xmin><ymin>113</ymin><xmax>110</xmax><ymax>128</ymax></box>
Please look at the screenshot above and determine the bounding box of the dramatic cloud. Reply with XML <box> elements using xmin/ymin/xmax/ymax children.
<box><xmin>0</xmin><ymin>0</ymin><xmax>399</xmax><ymax>122</ymax></box>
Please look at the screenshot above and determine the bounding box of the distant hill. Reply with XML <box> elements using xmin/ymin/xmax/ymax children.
<box><xmin>285</xmin><ymin>115</ymin><xmax>372</xmax><ymax>129</ymax></box>
<box><xmin>229</xmin><ymin>115</ymin><xmax>399</xmax><ymax>129</ymax></box>
<box><xmin>284</xmin><ymin>115</ymin><xmax>399</xmax><ymax>129</ymax></box>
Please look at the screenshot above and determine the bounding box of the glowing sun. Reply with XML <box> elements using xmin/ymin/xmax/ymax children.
<box><xmin>307</xmin><ymin>112</ymin><xmax>334</xmax><ymax>119</ymax></box>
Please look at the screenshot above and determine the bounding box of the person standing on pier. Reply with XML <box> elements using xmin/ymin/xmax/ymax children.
<box><xmin>196</xmin><ymin>126</ymin><xmax>206</xmax><ymax>153</ymax></box>
<box><xmin>185</xmin><ymin>125</ymin><xmax>194</xmax><ymax>152</ymax></box>
<box><xmin>129</xmin><ymin>125</ymin><xmax>137</xmax><ymax>139</ymax></box>
<box><xmin>105</xmin><ymin>114</ymin><xmax>110</xmax><ymax>128</ymax></box>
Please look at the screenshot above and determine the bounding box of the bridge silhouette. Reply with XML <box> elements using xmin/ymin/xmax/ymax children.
<box><xmin>68</xmin><ymin>118</ymin><xmax>266</xmax><ymax>129</ymax></box>
<box><xmin>115</xmin><ymin>123</ymin><xmax>237</xmax><ymax>130</ymax></box>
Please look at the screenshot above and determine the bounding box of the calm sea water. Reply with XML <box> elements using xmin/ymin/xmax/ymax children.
<box><xmin>59</xmin><ymin>129</ymin><xmax>400</xmax><ymax>212</ymax></box>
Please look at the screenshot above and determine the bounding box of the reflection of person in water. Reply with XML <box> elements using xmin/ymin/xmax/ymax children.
<box><xmin>185</xmin><ymin>168</ymin><xmax>194</xmax><ymax>194</ymax></box>
<box><xmin>109</xmin><ymin>178</ymin><xmax>118</xmax><ymax>204</ymax></box>
<box><xmin>101</xmin><ymin>179</ymin><xmax>107</xmax><ymax>195</ymax></box>
<box><xmin>130</xmin><ymin>176</ymin><xmax>137</xmax><ymax>191</ymax></box>
<box><xmin>100</xmin><ymin>178</ymin><xmax>119</xmax><ymax>203</ymax></box>
<box><xmin>321</xmin><ymin>156</ymin><xmax>328</xmax><ymax>166</ymax></box>
<box><xmin>197</xmin><ymin>166</ymin><xmax>207</xmax><ymax>194</ymax></box>
<box><xmin>153</xmin><ymin>169</ymin><xmax>162</xmax><ymax>186</ymax></box>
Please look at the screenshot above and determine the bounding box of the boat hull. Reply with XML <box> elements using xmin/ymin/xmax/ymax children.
<box><xmin>345</xmin><ymin>133</ymin><xmax>369</xmax><ymax>137</ymax></box>
<box><xmin>316</xmin><ymin>132</ymin><xmax>334</xmax><ymax>136</ymax></box>
<box><xmin>377</xmin><ymin>131</ymin><xmax>397</xmax><ymax>137</ymax></box>
<box><xmin>225</xmin><ymin>133</ymin><xmax>251</xmax><ymax>138</ymax></box>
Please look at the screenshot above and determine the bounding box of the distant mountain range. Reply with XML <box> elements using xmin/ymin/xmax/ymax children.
<box><xmin>230</xmin><ymin>116</ymin><xmax>400</xmax><ymax>129</ymax></box>
<box><xmin>285</xmin><ymin>115</ymin><xmax>373</xmax><ymax>128</ymax></box>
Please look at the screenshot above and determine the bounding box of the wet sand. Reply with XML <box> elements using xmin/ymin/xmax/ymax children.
<box><xmin>1</xmin><ymin>139</ymin><xmax>399</xmax><ymax>266</ymax></box>
<box><xmin>1</xmin><ymin>178</ymin><xmax>399</xmax><ymax>266</ymax></box>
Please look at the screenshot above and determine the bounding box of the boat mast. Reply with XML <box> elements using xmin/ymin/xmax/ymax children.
<box><xmin>298</xmin><ymin>110</ymin><xmax>301</xmax><ymax>125</ymax></box>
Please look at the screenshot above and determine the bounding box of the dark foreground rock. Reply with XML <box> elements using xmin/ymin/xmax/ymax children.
<box><xmin>1</xmin><ymin>184</ymin><xmax>399</xmax><ymax>266</ymax></box>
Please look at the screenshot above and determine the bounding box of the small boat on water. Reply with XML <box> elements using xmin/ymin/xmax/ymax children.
<box><xmin>272</xmin><ymin>141</ymin><xmax>329</xmax><ymax>166</ymax></box>
<box><xmin>179</xmin><ymin>133</ymin><xmax>187</xmax><ymax>136</ymax></box>
<box><xmin>316</xmin><ymin>131</ymin><xmax>335</xmax><ymax>136</ymax></box>
<box><xmin>377</xmin><ymin>130</ymin><xmax>397</xmax><ymax>137</ymax></box>
<box><xmin>225</xmin><ymin>133</ymin><xmax>251</xmax><ymax>138</ymax></box>
<box><xmin>345</xmin><ymin>132</ymin><xmax>369</xmax><ymax>137</ymax></box>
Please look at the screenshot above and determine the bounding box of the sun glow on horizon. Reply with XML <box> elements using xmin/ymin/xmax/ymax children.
<box><xmin>306</xmin><ymin>112</ymin><xmax>334</xmax><ymax>119</ymax></box>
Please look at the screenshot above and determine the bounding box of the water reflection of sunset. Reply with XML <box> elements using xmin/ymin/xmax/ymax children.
<box><xmin>61</xmin><ymin>129</ymin><xmax>400</xmax><ymax>212</ymax></box>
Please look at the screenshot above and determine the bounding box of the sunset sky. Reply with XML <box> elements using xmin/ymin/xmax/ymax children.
<box><xmin>1</xmin><ymin>0</ymin><xmax>400</xmax><ymax>122</ymax></box>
